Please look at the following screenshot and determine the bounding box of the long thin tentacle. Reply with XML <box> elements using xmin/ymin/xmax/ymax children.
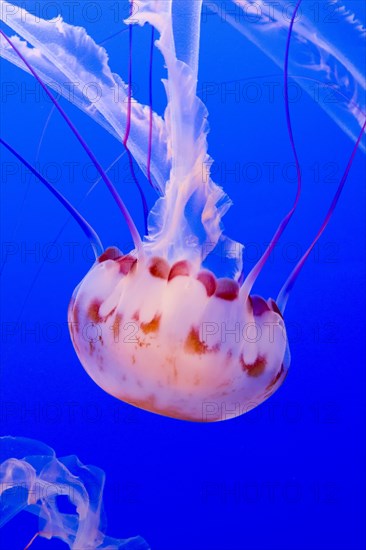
<box><xmin>24</xmin><ymin>531</ymin><xmax>41</xmax><ymax>550</ymax></box>
<box><xmin>277</xmin><ymin>118</ymin><xmax>366</xmax><ymax>312</ymax></box>
<box><xmin>14</xmin><ymin>152</ymin><xmax>126</xmax><ymax>323</ymax></box>
<box><xmin>0</xmin><ymin>30</ymin><xmax>143</xmax><ymax>254</ymax></box>
<box><xmin>147</xmin><ymin>26</ymin><xmax>155</xmax><ymax>189</ymax></box>
<box><xmin>7</xmin><ymin>21</ymin><xmax>131</xmax><ymax>264</ymax></box>
<box><xmin>122</xmin><ymin>20</ymin><xmax>149</xmax><ymax>233</ymax></box>
<box><xmin>0</xmin><ymin>138</ymin><xmax>103</xmax><ymax>258</ymax></box>
<box><xmin>99</xmin><ymin>28</ymin><xmax>128</xmax><ymax>46</ymax></box>
<box><xmin>0</xmin><ymin>100</ymin><xmax>59</xmax><ymax>277</ymax></box>
<box><xmin>100</xmin><ymin>9</ymin><xmax>149</xmax><ymax>231</ymax></box>
<box><xmin>240</xmin><ymin>0</ymin><xmax>303</xmax><ymax>294</ymax></box>
<box><xmin>35</xmin><ymin>102</ymin><xmax>57</xmax><ymax>163</ymax></box>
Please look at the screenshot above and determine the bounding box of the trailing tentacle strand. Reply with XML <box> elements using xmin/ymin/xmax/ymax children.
<box><xmin>147</xmin><ymin>27</ymin><xmax>155</xmax><ymax>189</ymax></box>
<box><xmin>240</xmin><ymin>0</ymin><xmax>303</xmax><ymax>296</ymax></box>
<box><xmin>122</xmin><ymin>21</ymin><xmax>149</xmax><ymax>234</ymax></box>
<box><xmin>0</xmin><ymin>137</ymin><xmax>103</xmax><ymax>259</ymax></box>
<box><xmin>277</xmin><ymin>118</ymin><xmax>366</xmax><ymax>313</ymax></box>
<box><xmin>0</xmin><ymin>30</ymin><xmax>143</xmax><ymax>255</ymax></box>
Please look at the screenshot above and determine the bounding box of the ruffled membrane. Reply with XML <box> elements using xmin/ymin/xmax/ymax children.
<box><xmin>0</xmin><ymin>436</ymin><xmax>149</xmax><ymax>549</ymax></box>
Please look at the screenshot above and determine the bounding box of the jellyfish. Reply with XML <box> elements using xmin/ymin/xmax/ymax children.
<box><xmin>0</xmin><ymin>436</ymin><xmax>149</xmax><ymax>549</ymax></box>
<box><xmin>0</xmin><ymin>0</ymin><xmax>364</xmax><ymax>422</ymax></box>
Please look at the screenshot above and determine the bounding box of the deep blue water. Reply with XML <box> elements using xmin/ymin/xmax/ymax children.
<box><xmin>0</xmin><ymin>2</ymin><xmax>365</xmax><ymax>549</ymax></box>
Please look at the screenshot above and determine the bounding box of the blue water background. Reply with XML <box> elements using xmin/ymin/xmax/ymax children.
<box><xmin>1</xmin><ymin>2</ymin><xmax>365</xmax><ymax>549</ymax></box>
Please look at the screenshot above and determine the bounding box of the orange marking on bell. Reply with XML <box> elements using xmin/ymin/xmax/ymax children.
<box><xmin>184</xmin><ymin>327</ymin><xmax>208</xmax><ymax>355</ymax></box>
<box><xmin>141</xmin><ymin>314</ymin><xmax>161</xmax><ymax>334</ymax></box>
<box><xmin>112</xmin><ymin>314</ymin><xmax>123</xmax><ymax>342</ymax></box>
<box><xmin>240</xmin><ymin>355</ymin><xmax>266</xmax><ymax>377</ymax></box>
<box><xmin>88</xmin><ymin>300</ymin><xmax>102</xmax><ymax>323</ymax></box>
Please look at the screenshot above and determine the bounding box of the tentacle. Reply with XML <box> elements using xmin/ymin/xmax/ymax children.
<box><xmin>206</xmin><ymin>0</ymin><xmax>366</xmax><ymax>154</ymax></box>
<box><xmin>240</xmin><ymin>0</ymin><xmax>303</xmax><ymax>295</ymax></box>
<box><xmin>0</xmin><ymin>1</ymin><xmax>169</xmax><ymax>192</ymax></box>
<box><xmin>147</xmin><ymin>27</ymin><xmax>155</xmax><ymax>189</ymax></box>
<box><xmin>99</xmin><ymin>28</ymin><xmax>128</xmax><ymax>46</ymax></box>
<box><xmin>14</xmin><ymin>152</ymin><xmax>125</xmax><ymax>323</ymax></box>
<box><xmin>0</xmin><ymin>138</ymin><xmax>103</xmax><ymax>259</ymax></box>
<box><xmin>2</xmin><ymin>99</ymin><xmax>58</xmax><ymax>272</ymax></box>
<box><xmin>123</xmin><ymin>21</ymin><xmax>149</xmax><ymax>234</ymax></box>
<box><xmin>277</xmin><ymin>118</ymin><xmax>366</xmax><ymax>313</ymax></box>
<box><xmin>127</xmin><ymin>0</ymin><xmax>243</xmax><ymax>277</ymax></box>
<box><xmin>0</xmin><ymin>30</ymin><xmax>143</xmax><ymax>255</ymax></box>
<box><xmin>24</xmin><ymin>532</ymin><xmax>41</xmax><ymax>550</ymax></box>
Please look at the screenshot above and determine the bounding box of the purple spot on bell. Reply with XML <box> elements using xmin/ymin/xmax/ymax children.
<box><xmin>250</xmin><ymin>295</ymin><xmax>271</xmax><ymax>316</ymax></box>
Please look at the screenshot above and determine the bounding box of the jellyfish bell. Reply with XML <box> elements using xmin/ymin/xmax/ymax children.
<box><xmin>68</xmin><ymin>248</ymin><xmax>288</xmax><ymax>422</ymax></box>
<box><xmin>66</xmin><ymin>0</ymin><xmax>293</xmax><ymax>422</ymax></box>
<box><xmin>1</xmin><ymin>0</ymin><xmax>364</xmax><ymax>422</ymax></box>
<box><xmin>65</xmin><ymin>0</ymin><xmax>363</xmax><ymax>422</ymax></box>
